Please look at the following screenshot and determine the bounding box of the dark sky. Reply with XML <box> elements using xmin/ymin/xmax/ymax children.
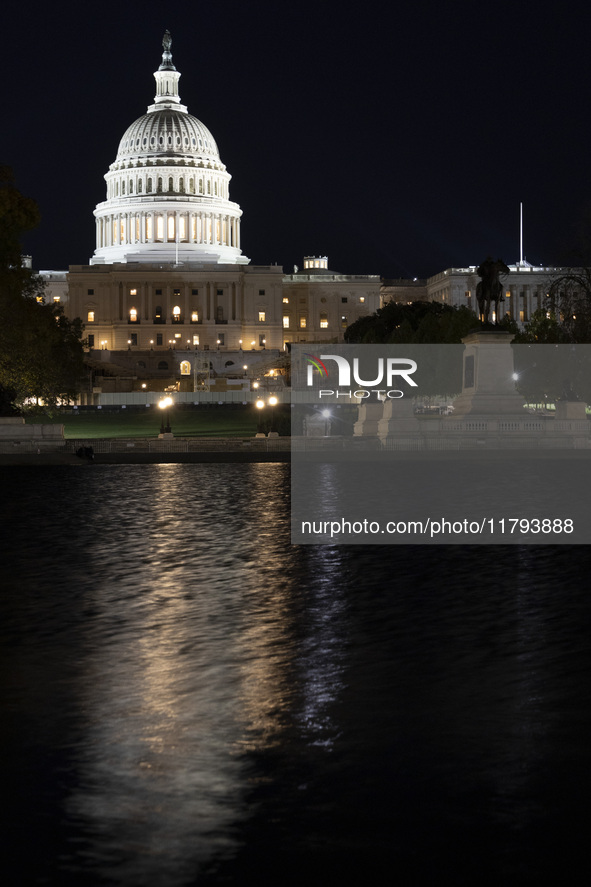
<box><xmin>6</xmin><ymin>0</ymin><xmax>591</xmax><ymax>277</ymax></box>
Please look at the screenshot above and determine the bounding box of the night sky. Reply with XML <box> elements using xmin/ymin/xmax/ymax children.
<box><xmin>6</xmin><ymin>0</ymin><xmax>591</xmax><ymax>278</ymax></box>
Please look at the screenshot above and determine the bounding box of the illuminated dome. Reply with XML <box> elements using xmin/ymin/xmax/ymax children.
<box><xmin>91</xmin><ymin>31</ymin><xmax>248</xmax><ymax>265</ymax></box>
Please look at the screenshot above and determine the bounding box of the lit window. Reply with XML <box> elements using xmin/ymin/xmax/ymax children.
<box><xmin>359</xmin><ymin>297</ymin><xmax>365</xmax><ymax>303</ymax></box>
<box><xmin>300</xmin><ymin>317</ymin><xmax>307</xmax><ymax>329</ymax></box>
<box><xmin>283</xmin><ymin>316</ymin><xmax>290</xmax><ymax>328</ymax></box>
<box><xmin>341</xmin><ymin>316</ymin><xmax>348</xmax><ymax>328</ymax></box>
<box><xmin>191</xmin><ymin>311</ymin><xmax>199</xmax><ymax>322</ymax></box>
<box><xmin>36</xmin><ymin>296</ymin><xmax>43</xmax><ymax>303</ymax></box>
<box><xmin>283</xmin><ymin>297</ymin><xmax>289</xmax><ymax>304</ymax></box>
<box><xmin>193</xmin><ymin>335</ymin><xmax>199</xmax><ymax>345</ymax></box>
<box><xmin>130</xmin><ymin>288</ymin><xmax>137</xmax><ymax>296</ymax></box>
<box><xmin>175</xmin><ymin>333</ymin><xmax>181</xmax><ymax>339</ymax></box>
<box><xmin>320</xmin><ymin>315</ymin><xmax>328</xmax><ymax>328</ymax></box>
<box><xmin>168</xmin><ymin>215</ymin><xmax>175</xmax><ymax>241</ymax></box>
<box><xmin>129</xmin><ymin>308</ymin><xmax>138</xmax><ymax>322</ymax></box>
<box><xmin>87</xmin><ymin>311</ymin><xmax>95</xmax><ymax>322</ymax></box>
<box><xmin>180</xmin><ymin>361</ymin><xmax>191</xmax><ymax>375</ymax></box>
<box><xmin>259</xmin><ymin>311</ymin><xmax>266</xmax><ymax>322</ymax></box>
<box><xmin>156</xmin><ymin>216</ymin><xmax>164</xmax><ymax>240</ymax></box>
<box><xmin>53</xmin><ymin>295</ymin><xmax>60</xmax><ymax>303</ymax></box>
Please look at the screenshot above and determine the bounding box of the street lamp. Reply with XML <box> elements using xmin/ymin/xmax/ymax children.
<box><xmin>255</xmin><ymin>398</ymin><xmax>266</xmax><ymax>437</ymax></box>
<box><xmin>268</xmin><ymin>395</ymin><xmax>279</xmax><ymax>436</ymax></box>
<box><xmin>158</xmin><ymin>396</ymin><xmax>174</xmax><ymax>437</ymax></box>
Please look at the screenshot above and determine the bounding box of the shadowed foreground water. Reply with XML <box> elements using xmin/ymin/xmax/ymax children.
<box><xmin>1</xmin><ymin>465</ymin><xmax>591</xmax><ymax>886</ymax></box>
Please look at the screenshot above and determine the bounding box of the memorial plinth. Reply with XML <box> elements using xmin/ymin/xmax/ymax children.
<box><xmin>451</xmin><ymin>331</ymin><xmax>525</xmax><ymax>416</ymax></box>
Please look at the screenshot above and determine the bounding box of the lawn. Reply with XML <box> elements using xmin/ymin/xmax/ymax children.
<box><xmin>26</xmin><ymin>405</ymin><xmax>285</xmax><ymax>439</ymax></box>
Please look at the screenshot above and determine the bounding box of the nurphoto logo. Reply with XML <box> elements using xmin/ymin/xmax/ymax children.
<box><xmin>305</xmin><ymin>352</ymin><xmax>418</xmax><ymax>400</ymax></box>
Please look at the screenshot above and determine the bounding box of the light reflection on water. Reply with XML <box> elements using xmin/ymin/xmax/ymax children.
<box><xmin>1</xmin><ymin>466</ymin><xmax>591</xmax><ymax>885</ymax></box>
<box><xmin>1</xmin><ymin>465</ymin><xmax>349</xmax><ymax>885</ymax></box>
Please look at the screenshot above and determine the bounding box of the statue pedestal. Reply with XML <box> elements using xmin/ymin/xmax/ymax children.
<box><xmin>353</xmin><ymin>403</ymin><xmax>383</xmax><ymax>437</ymax></box>
<box><xmin>555</xmin><ymin>401</ymin><xmax>587</xmax><ymax>420</ymax></box>
<box><xmin>452</xmin><ymin>331</ymin><xmax>525</xmax><ymax>416</ymax></box>
<box><xmin>377</xmin><ymin>398</ymin><xmax>420</xmax><ymax>440</ymax></box>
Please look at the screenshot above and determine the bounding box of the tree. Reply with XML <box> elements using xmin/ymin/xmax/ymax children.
<box><xmin>345</xmin><ymin>300</ymin><xmax>481</xmax><ymax>345</ymax></box>
<box><xmin>0</xmin><ymin>169</ymin><xmax>85</xmax><ymax>412</ymax></box>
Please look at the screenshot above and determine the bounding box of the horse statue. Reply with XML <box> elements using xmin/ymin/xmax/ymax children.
<box><xmin>476</xmin><ymin>257</ymin><xmax>510</xmax><ymax>325</ymax></box>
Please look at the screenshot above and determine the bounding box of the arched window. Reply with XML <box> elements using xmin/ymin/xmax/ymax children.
<box><xmin>147</xmin><ymin>177</ymin><xmax>153</xmax><ymax>192</ymax></box>
<box><xmin>189</xmin><ymin>178</ymin><xmax>195</xmax><ymax>194</ymax></box>
<box><xmin>157</xmin><ymin>177</ymin><xmax>163</xmax><ymax>193</ymax></box>
<box><xmin>168</xmin><ymin>176</ymin><xmax>174</xmax><ymax>192</ymax></box>
<box><xmin>138</xmin><ymin>179</ymin><xmax>142</xmax><ymax>193</ymax></box>
<box><xmin>154</xmin><ymin>305</ymin><xmax>163</xmax><ymax>323</ymax></box>
<box><xmin>115</xmin><ymin>181</ymin><xmax>119</xmax><ymax>196</ymax></box>
<box><xmin>129</xmin><ymin>180</ymin><xmax>133</xmax><ymax>194</ymax></box>
<box><xmin>207</xmin><ymin>180</ymin><xmax>211</xmax><ymax>194</ymax></box>
<box><xmin>122</xmin><ymin>181</ymin><xmax>126</xmax><ymax>195</ymax></box>
<box><xmin>158</xmin><ymin>361</ymin><xmax>169</xmax><ymax>370</ymax></box>
<box><xmin>214</xmin><ymin>181</ymin><xmax>218</xmax><ymax>196</ymax></box>
<box><xmin>199</xmin><ymin>179</ymin><xmax>203</xmax><ymax>194</ymax></box>
<box><xmin>225</xmin><ymin>360</ymin><xmax>235</xmax><ymax>367</ymax></box>
<box><xmin>129</xmin><ymin>307</ymin><xmax>138</xmax><ymax>323</ymax></box>
<box><xmin>172</xmin><ymin>305</ymin><xmax>182</xmax><ymax>323</ymax></box>
<box><xmin>179</xmin><ymin>177</ymin><xmax>184</xmax><ymax>193</ymax></box>
<box><xmin>180</xmin><ymin>360</ymin><xmax>191</xmax><ymax>375</ymax></box>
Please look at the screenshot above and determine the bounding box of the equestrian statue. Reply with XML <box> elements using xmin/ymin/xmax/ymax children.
<box><xmin>476</xmin><ymin>257</ymin><xmax>510</xmax><ymax>325</ymax></box>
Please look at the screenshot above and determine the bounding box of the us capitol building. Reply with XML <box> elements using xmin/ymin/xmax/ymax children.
<box><xmin>41</xmin><ymin>33</ymin><xmax>379</xmax><ymax>399</ymax></box>
<box><xmin>41</xmin><ymin>32</ymin><xmax>566</xmax><ymax>401</ymax></box>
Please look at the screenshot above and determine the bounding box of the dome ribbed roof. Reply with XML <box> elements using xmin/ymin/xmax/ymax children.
<box><xmin>116</xmin><ymin>109</ymin><xmax>220</xmax><ymax>163</ymax></box>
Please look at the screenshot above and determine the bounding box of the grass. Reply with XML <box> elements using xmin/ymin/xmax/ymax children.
<box><xmin>25</xmin><ymin>405</ymin><xmax>281</xmax><ymax>439</ymax></box>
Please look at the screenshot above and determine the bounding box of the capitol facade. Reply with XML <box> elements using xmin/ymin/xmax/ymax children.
<box><xmin>41</xmin><ymin>32</ymin><xmax>570</xmax><ymax>402</ymax></box>
<box><xmin>44</xmin><ymin>32</ymin><xmax>378</xmax><ymax>402</ymax></box>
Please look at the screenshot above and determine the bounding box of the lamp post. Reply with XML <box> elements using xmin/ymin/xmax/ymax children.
<box><xmin>158</xmin><ymin>396</ymin><xmax>174</xmax><ymax>438</ymax></box>
<box><xmin>268</xmin><ymin>395</ymin><xmax>279</xmax><ymax>437</ymax></box>
<box><xmin>255</xmin><ymin>399</ymin><xmax>266</xmax><ymax>438</ymax></box>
